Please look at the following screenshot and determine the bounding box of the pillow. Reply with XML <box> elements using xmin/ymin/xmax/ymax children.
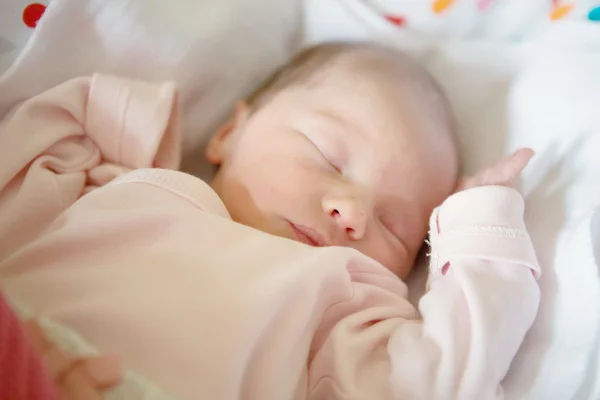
<box><xmin>0</xmin><ymin>0</ymin><xmax>302</xmax><ymax>177</ymax></box>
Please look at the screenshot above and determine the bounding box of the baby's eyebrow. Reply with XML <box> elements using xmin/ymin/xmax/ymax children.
<box><xmin>312</xmin><ymin>110</ymin><xmax>369</xmax><ymax>151</ymax></box>
<box><xmin>313</xmin><ymin>110</ymin><xmax>358</xmax><ymax>135</ymax></box>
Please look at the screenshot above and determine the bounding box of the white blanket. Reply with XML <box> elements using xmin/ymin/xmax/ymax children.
<box><xmin>417</xmin><ymin>28</ymin><xmax>600</xmax><ymax>400</ymax></box>
<box><xmin>501</xmin><ymin>25</ymin><xmax>600</xmax><ymax>399</ymax></box>
<box><xmin>0</xmin><ymin>0</ymin><xmax>301</xmax><ymax>178</ymax></box>
<box><xmin>408</xmin><ymin>38</ymin><xmax>600</xmax><ymax>398</ymax></box>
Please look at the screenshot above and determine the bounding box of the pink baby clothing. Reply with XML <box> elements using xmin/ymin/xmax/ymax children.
<box><xmin>0</xmin><ymin>74</ymin><xmax>540</xmax><ymax>399</ymax></box>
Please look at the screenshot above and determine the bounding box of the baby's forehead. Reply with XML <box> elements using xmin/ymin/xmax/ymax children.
<box><xmin>309</xmin><ymin>50</ymin><xmax>455</xmax><ymax>149</ymax></box>
<box><xmin>300</xmin><ymin>72</ymin><xmax>421</xmax><ymax>138</ymax></box>
<box><xmin>301</xmin><ymin>53</ymin><xmax>437</xmax><ymax>119</ymax></box>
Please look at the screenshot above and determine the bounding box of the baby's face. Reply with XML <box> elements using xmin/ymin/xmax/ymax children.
<box><xmin>208</xmin><ymin>68</ymin><xmax>457</xmax><ymax>277</ymax></box>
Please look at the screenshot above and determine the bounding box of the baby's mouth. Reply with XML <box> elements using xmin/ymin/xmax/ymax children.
<box><xmin>289</xmin><ymin>223</ymin><xmax>327</xmax><ymax>247</ymax></box>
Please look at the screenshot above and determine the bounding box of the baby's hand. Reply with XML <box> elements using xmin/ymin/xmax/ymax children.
<box><xmin>456</xmin><ymin>148</ymin><xmax>534</xmax><ymax>192</ymax></box>
<box><xmin>24</xmin><ymin>321</ymin><xmax>122</xmax><ymax>399</ymax></box>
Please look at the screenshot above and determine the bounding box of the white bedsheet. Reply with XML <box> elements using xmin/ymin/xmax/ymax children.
<box><xmin>304</xmin><ymin>1</ymin><xmax>600</xmax><ymax>397</ymax></box>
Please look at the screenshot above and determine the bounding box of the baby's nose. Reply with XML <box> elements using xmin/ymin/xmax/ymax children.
<box><xmin>323</xmin><ymin>194</ymin><xmax>368</xmax><ymax>241</ymax></box>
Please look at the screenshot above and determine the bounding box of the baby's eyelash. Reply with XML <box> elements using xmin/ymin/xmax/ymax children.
<box><xmin>312</xmin><ymin>141</ymin><xmax>341</xmax><ymax>173</ymax></box>
<box><xmin>297</xmin><ymin>129</ymin><xmax>342</xmax><ymax>173</ymax></box>
<box><xmin>324</xmin><ymin>154</ymin><xmax>342</xmax><ymax>173</ymax></box>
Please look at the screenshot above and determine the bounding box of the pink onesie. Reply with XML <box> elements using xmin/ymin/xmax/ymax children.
<box><xmin>0</xmin><ymin>74</ymin><xmax>541</xmax><ymax>399</ymax></box>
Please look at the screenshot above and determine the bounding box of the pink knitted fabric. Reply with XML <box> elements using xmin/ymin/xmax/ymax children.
<box><xmin>0</xmin><ymin>292</ymin><xmax>57</xmax><ymax>400</ymax></box>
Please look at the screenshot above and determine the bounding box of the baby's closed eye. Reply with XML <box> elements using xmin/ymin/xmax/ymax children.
<box><xmin>299</xmin><ymin>130</ymin><xmax>344</xmax><ymax>173</ymax></box>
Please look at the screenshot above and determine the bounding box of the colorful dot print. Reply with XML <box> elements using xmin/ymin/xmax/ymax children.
<box><xmin>385</xmin><ymin>15</ymin><xmax>406</xmax><ymax>26</ymax></box>
<box><xmin>432</xmin><ymin>0</ymin><xmax>455</xmax><ymax>14</ymax></box>
<box><xmin>551</xmin><ymin>3</ymin><xmax>574</xmax><ymax>21</ymax></box>
<box><xmin>589</xmin><ymin>6</ymin><xmax>600</xmax><ymax>21</ymax></box>
<box><xmin>550</xmin><ymin>1</ymin><xmax>600</xmax><ymax>23</ymax></box>
<box><xmin>477</xmin><ymin>0</ymin><xmax>496</xmax><ymax>11</ymax></box>
<box><xmin>22</xmin><ymin>3</ymin><xmax>47</xmax><ymax>28</ymax></box>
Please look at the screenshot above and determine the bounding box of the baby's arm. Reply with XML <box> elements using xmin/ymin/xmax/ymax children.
<box><xmin>309</xmin><ymin>151</ymin><xmax>540</xmax><ymax>399</ymax></box>
<box><xmin>387</xmin><ymin>186</ymin><xmax>540</xmax><ymax>399</ymax></box>
<box><xmin>384</xmin><ymin>150</ymin><xmax>540</xmax><ymax>399</ymax></box>
<box><xmin>0</xmin><ymin>75</ymin><xmax>173</xmax><ymax>397</ymax></box>
<box><xmin>0</xmin><ymin>74</ymin><xmax>179</xmax><ymax>259</ymax></box>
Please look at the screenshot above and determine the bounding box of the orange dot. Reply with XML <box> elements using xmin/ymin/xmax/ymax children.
<box><xmin>432</xmin><ymin>0</ymin><xmax>456</xmax><ymax>14</ymax></box>
<box><xmin>550</xmin><ymin>4</ymin><xmax>574</xmax><ymax>21</ymax></box>
<box><xmin>22</xmin><ymin>3</ymin><xmax>47</xmax><ymax>28</ymax></box>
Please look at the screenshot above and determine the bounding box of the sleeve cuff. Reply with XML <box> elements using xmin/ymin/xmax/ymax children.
<box><xmin>428</xmin><ymin>186</ymin><xmax>541</xmax><ymax>279</ymax></box>
<box><xmin>85</xmin><ymin>74</ymin><xmax>181</xmax><ymax>170</ymax></box>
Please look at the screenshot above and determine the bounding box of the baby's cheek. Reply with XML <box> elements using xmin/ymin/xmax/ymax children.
<box><xmin>248</xmin><ymin>166</ymin><xmax>296</xmax><ymax>207</ymax></box>
<box><xmin>361</xmin><ymin>234</ymin><xmax>411</xmax><ymax>278</ymax></box>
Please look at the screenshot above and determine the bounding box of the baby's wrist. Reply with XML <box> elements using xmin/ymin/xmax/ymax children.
<box><xmin>428</xmin><ymin>186</ymin><xmax>540</xmax><ymax>279</ymax></box>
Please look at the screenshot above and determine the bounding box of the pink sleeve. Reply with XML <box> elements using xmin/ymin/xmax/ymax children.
<box><xmin>0</xmin><ymin>74</ymin><xmax>180</xmax><ymax>259</ymax></box>
<box><xmin>387</xmin><ymin>186</ymin><xmax>540</xmax><ymax>399</ymax></box>
<box><xmin>309</xmin><ymin>186</ymin><xmax>541</xmax><ymax>399</ymax></box>
<box><xmin>0</xmin><ymin>292</ymin><xmax>57</xmax><ymax>400</ymax></box>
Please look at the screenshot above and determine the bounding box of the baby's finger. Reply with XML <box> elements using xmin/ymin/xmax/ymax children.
<box><xmin>57</xmin><ymin>364</ymin><xmax>105</xmax><ymax>400</ymax></box>
<box><xmin>501</xmin><ymin>148</ymin><xmax>534</xmax><ymax>183</ymax></box>
<box><xmin>477</xmin><ymin>148</ymin><xmax>534</xmax><ymax>187</ymax></box>
<box><xmin>455</xmin><ymin>148</ymin><xmax>534</xmax><ymax>191</ymax></box>
<box><xmin>76</xmin><ymin>355</ymin><xmax>123</xmax><ymax>389</ymax></box>
<box><xmin>25</xmin><ymin>321</ymin><xmax>122</xmax><ymax>395</ymax></box>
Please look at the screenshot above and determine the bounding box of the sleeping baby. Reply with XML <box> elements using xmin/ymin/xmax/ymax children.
<box><xmin>0</xmin><ymin>42</ymin><xmax>540</xmax><ymax>399</ymax></box>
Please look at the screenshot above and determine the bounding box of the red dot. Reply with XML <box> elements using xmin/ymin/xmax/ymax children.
<box><xmin>385</xmin><ymin>15</ymin><xmax>407</xmax><ymax>27</ymax></box>
<box><xmin>22</xmin><ymin>3</ymin><xmax>47</xmax><ymax>29</ymax></box>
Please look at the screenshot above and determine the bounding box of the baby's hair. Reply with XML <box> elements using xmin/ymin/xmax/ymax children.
<box><xmin>246</xmin><ymin>41</ymin><xmax>457</xmax><ymax>149</ymax></box>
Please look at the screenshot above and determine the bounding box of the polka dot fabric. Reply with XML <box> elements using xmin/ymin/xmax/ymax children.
<box><xmin>364</xmin><ymin>0</ymin><xmax>600</xmax><ymax>40</ymax></box>
<box><xmin>22</xmin><ymin>3</ymin><xmax>47</xmax><ymax>28</ymax></box>
<box><xmin>0</xmin><ymin>0</ymin><xmax>50</xmax><ymax>75</ymax></box>
<box><xmin>0</xmin><ymin>1</ymin><xmax>49</xmax><ymax>75</ymax></box>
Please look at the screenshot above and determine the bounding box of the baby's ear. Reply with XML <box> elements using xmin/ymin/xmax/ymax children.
<box><xmin>206</xmin><ymin>102</ymin><xmax>250</xmax><ymax>165</ymax></box>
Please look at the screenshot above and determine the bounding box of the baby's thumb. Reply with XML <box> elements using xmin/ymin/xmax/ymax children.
<box><xmin>456</xmin><ymin>148</ymin><xmax>534</xmax><ymax>192</ymax></box>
